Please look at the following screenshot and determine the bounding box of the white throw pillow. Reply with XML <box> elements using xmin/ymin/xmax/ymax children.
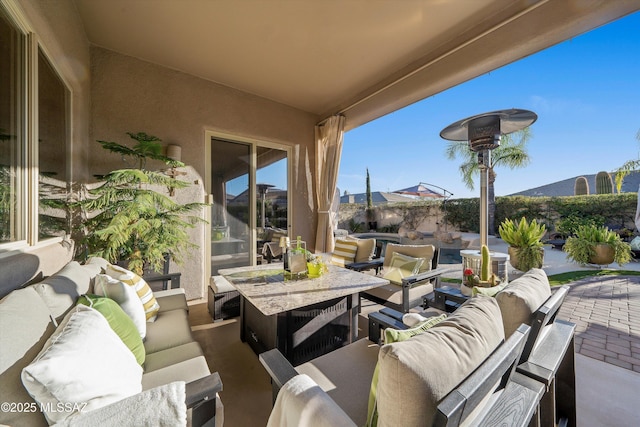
<box><xmin>21</xmin><ymin>305</ymin><xmax>143</xmax><ymax>425</ymax></box>
<box><xmin>94</xmin><ymin>273</ymin><xmax>147</xmax><ymax>339</ymax></box>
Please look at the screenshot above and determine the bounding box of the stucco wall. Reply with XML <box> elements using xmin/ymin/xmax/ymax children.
<box><xmin>88</xmin><ymin>47</ymin><xmax>319</xmax><ymax>299</ymax></box>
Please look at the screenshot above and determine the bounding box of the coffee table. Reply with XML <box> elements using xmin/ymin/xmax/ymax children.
<box><xmin>425</xmin><ymin>285</ymin><xmax>469</xmax><ymax>312</ymax></box>
<box><xmin>219</xmin><ymin>263</ymin><xmax>389</xmax><ymax>365</ymax></box>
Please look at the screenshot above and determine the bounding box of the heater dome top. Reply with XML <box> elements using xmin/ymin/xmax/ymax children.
<box><xmin>439</xmin><ymin>109</ymin><xmax>537</xmax><ymax>143</ymax></box>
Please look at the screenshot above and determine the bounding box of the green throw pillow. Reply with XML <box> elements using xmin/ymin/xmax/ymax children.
<box><xmin>472</xmin><ymin>281</ymin><xmax>509</xmax><ymax>297</ymax></box>
<box><xmin>366</xmin><ymin>314</ymin><xmax>447</xmax><ymax>427</ymax></box>
<box><xmin>77</xmin><ymin>294</ymin><xmax>145</xmax><ymax>365</ymax></box>
<box><xmin>382</xmin><ymin>252</ymin><xmax>425</xmax><ymax>285</ymax></box>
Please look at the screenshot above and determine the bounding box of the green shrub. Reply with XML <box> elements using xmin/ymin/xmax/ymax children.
<box><xmin>564</xmin><ymin>225</ymin><xmax>632</xmax><ymax>266</ymax></box>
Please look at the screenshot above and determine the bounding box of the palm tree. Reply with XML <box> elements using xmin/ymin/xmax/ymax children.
<box><xmin>446</xmin><ymin>128</ymin><xmax>533</xmax><ymax>235</ymax></box>
<box><xmin>614</xmin><ymin>129</ymin><xmax>640</xmax><ymax>193</ymax></box>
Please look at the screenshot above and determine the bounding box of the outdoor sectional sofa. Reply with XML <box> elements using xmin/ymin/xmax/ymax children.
<box><xmin>260</xmin><ymin>268</ymin><xmax>576</xmax><ymax>427</ymax></box>
<box><xmin>0</xmin><ymin>256</ymin><xmax>222</xmax><ymax>427</ymax></box>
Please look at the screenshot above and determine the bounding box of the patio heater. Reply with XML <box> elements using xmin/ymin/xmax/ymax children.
<box><xmin>257</xmin><ymin>183</ymin><xmax>275</xmax><ymax>229</ymax></box>
<box><xmin>439</xmin><ymin>109</ymin><xmax>537</xmax><ymax>248</ymax></box>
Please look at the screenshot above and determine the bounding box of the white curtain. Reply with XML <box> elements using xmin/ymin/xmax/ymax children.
<box><xmin>315</xmin><ymin>115</ymin><xmax>346</xmax><ymax>253</ymax></box>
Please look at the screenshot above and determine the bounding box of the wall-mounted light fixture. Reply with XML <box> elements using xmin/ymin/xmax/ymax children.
<box><xmin>166</xmin><ymin>144</ymin><xmax>182</xmax><ymax>162</ymax></box>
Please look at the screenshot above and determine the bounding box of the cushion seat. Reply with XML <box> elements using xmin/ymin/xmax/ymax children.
<box><xmin>144</xmin><ymin>342</ymin><xmax>204</xmax><ymax>373</ymax></box>
<box><xmin>363</xmin><ymin>281</ymin><xmax>435</xmax><ymax>309</ymax></box>
<box><xmin>295</xmin><ymin>338</ymin><xmax>379</xmax><ymax>427</ymax></box>
<box><xmin>142</xmin><ymin>356</ymin><xmax>211</xmax><ymax>391</ymax></box>
<box><xmin>156</xmin><ymin>292</ymin><xmax>189</xmax><ymax>313</ymax></box>
<box><xmin>144</xmin><ymin>309</ymin><xmax>194</xmax><ymax>354</ymax></box>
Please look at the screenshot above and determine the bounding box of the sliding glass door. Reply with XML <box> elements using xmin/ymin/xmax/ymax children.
<box><xmin>208</xmin><ymin>136</ymin><xmax>289</xmax><ymax>275</ymax></box>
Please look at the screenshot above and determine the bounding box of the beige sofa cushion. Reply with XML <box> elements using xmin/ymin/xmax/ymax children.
<box><xmin>362</xmin><ymin>281</ymin><xmax>435</xmax><ymax>310</ymax></box>
<box><xmin>142</xmin><ymin>356</ymin><xmax>210</xmax><ymax>390</ymax></box>
<box><xmin>144</xmin><ymin>309</ymin><xmax>194</xmax><ymax>354</ymax></box>
<box><xmin>156</xmin><ymin>291</ymin><xmax>189</xmax><ymax>313</ymax></box>
<box><xmin>0</xmin><ymin>287</ymin><xmax>54</xmax><ymax>427</ymax></box>
<box><xmin>295</xmin><ymin>338</ymin><xmax>379</xmax><ymax>427</ymax></box>
<box><xmin>346</xmin><ymin>236</ymin><xmax>377</xmax><ymax>263</ymax></box>
<box><xmin>144</xmin><ymin>342</ymin><xmax>204</xmax><ymax>373</ymax></box>
<box><xmin>383</xmin><ymin>244</ymin><xmax>434</xmax><ymax>274</ymax></box>
<box><xmin>496</xmin><ymin>268</ymin><xmax>551</xmax><ymax>337</ymax></box>
<box><xmin>376</xmin><ymin>297</ymin><xmax>504</xmax><ymax>427</ymax></box>
<box><xmin>31</xmin><ymin>261</ymin><xmax>102</xmax><ymax>319</ymax></box>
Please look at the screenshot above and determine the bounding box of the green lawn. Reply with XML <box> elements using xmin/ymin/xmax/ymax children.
<box><xmin>546</xmin><ymin>269</ymin><xmax>640</xmax><ymax>285</ymax></box>
<box><xmin>441</xmin><ymin>269</ymin><xmax>640</xmax><ymax>286</ymax></box>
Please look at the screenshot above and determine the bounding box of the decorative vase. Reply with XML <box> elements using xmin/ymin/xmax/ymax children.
<box><xmin>590</xmin><ymin>244</ymin><xmax>615</xmax><ymax>265</ymax></box>
<box><xmin>307</xmin><ymin>262</ymin><xmax>324</xmax><ymax>278</ymax></box>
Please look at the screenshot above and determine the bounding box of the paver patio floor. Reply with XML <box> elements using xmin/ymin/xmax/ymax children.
<box><xmin>557</xmin><ymin>275</ymin><xmax>640</xmax><ymax>373</ymax></box>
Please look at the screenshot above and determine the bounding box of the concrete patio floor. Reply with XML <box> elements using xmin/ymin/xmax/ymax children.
<box><xmin>442</xmin><ymin>234</ymin><xmax>640</xmax><ymax>427</ymax></box>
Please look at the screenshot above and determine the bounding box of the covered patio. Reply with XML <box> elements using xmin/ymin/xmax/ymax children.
<box><xmin>3</xmin><ymin>1</ymin><xmax>640</xmax><ymax>426</ymax></box>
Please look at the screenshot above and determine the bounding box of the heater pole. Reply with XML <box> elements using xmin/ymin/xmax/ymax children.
<box><xmin>479</xmin><ymin>150</ymin><xmax>490</xmax><ymax>248</ymax></box>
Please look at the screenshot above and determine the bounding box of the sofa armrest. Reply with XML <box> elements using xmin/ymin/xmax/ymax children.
<box><xmin>345</xmin><ymin>257</ymin><xmax>384</xmax><ymax>274</ymax></box>
<box><xmin>396</xmin><ymin>266</ymin><xmax>447</xmax><ymax>312</ymax></box>
<box><xmin>401</xmin><ymin>266</ymin><xmax>447</xmax><ymax>287</ymax></box>
<box><xmin>259</xmin><ymin>349</ymin><xmax>299</xmax><ymax>396</ymax></box>
<box><xmin>186</xmin><ymin>372</ymin><xmax>223</xmax><ymax>408</ymax></box>
<box><xmin>187</xmin><ymin>373</ymin><xmax>224</xmax><ymax>427</ymax></box>
<box><xmin>259</xmin><ymin>350</ymin><xmax>356</xmax><ymax>427</ymax></box>
<box><xmin>367</xmin><ymin>311</ymin><xmax>406</xmax><ymax>344</ymax></box>
<box><xmin>145</xmin><ymin>272</ymin><xmax>182</xmax><ymax>290</ymax></box>
<box><xmin>154</xmin><ymin>287</ymin><xmax>186</xmax><ymax>298</ymax></box>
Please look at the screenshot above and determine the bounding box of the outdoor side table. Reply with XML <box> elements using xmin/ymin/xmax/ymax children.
<box><xmin>425</xmin><ymin>285</ymin><xmax>469</xmax><ymax>312</ymax></box>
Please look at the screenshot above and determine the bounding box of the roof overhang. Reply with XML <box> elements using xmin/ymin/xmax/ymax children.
<box><xmin>73</xmin><ymin>0</ymin><xmax>640</xmax><ymax>130</ymax></box>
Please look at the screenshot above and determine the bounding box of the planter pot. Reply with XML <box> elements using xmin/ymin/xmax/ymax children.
<box><xmin>590</xmin><ymin>244</ymin><xmax>615</xmax><ymax>265</ymax></box>
<box><xmin>307</xmin><ymin>262</ymin><xmax>325</xmax><ymax>278</ymax></box>
<box><xmin>460</xmin><ymin>284</ymin><xmax>473</xmax><ymax>296</ymax></box>
<box><xmin>508</xmin><ymin>246</ymin><xmax>544</xmax><ymax>271</ymax></box>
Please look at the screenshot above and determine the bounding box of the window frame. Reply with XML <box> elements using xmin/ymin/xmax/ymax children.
<box><xmin>0</xmin><ymin>0</ymin><xmax>72</xmax><ymax>252</ymax></box>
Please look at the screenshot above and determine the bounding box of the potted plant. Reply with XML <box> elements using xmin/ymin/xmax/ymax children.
<box><xmin>305</xmin><ymin>252</ymin><xmax>327</xmax><ymax>278</ymax></box>
<box><xmin>498</xmin><ymin>217</ymin><xmax>546</xmax><ymax>271</ymax></box>
<box><xmin>78</xmin><ymin>132</ymin><xmax>205</xmax><ymax>276</ymax></box>
<box><xmin>564</xmin><ymin>224</ymin><xmax>632</xmax><ymax>266</ymax></box>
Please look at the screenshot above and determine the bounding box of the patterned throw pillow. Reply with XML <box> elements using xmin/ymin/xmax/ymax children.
<box><xmin>330</xmin><ymin>238</ymin><xmax>359</xmax><ymax>267</ymax></box>
<box><xmin>105</xmin><ymin>264</ymin><xmax>161</xmax><ymax>322</ymax></box>
<box><xmin>382</xmin><ymin>252</ymin><xmax>425</xmax><ymax>285</ymax></box>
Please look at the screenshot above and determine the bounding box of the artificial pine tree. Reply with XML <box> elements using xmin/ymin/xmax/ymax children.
<box><xmin>78</xmin><ymin>132</ymin><xmax>204</xmax><ymax>276</ymax></box>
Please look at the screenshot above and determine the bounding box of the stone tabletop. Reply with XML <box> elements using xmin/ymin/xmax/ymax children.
<box><xmin>219</xmin><ymin>263</ymin><xmax>389</xmax><ymax>316</ymax></box>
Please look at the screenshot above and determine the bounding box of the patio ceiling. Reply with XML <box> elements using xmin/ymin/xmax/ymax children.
<box><xmin>73</xmin><ymin>0</ymin><xmax>640</xmax><ymax>131</ymax></box>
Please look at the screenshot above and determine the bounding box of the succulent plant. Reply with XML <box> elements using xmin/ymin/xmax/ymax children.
<box><xmin>596</xmin><ymin>171</ymin><xmax>613</xmax><ymax>194</ymax></box>
<box><xmin>574</xmin><ymin>176</ymin><xmax>589</xmax><ymax>195</ymax></box>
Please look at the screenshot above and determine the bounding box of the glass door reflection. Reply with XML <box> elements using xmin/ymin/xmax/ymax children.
<box><xmin>210</xmin><ymin>138</ymin><xmax>289</xmax><ymax>275</ymax></box>
<box><xmin>210</xmin><ymin>139</ymin><xmax>250</xmax><ymax>274</ymax></box>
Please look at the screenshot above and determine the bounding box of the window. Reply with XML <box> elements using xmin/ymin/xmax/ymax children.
<box><xmin>38</xmin><ymin>49</ymin><xmax>70</xmax><ymax>239</ymax></box>
<box><xmin>0</xmin><ymin>7</ymin><xmax>25</xmax><ymax>244</ymax></box>
<box><xmin>0</xmin><ymin>2</ymin><xmax>71</xmax><ymax>249</ymax></box>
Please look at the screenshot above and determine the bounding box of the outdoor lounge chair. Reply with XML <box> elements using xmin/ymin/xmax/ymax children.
<box><xmin>259</xmin><ymin>297</ymin><xmax>545</xmax><ymax>427</ymax></box>
<box><xmin>358</xmin><ymin>243</ymin><xmax>446</xmax><ymax>313</ymax></box>
<box><xmin>368</xmin><ymin>271</ymin><xmax>576</xmax><ymax>427</ymax></box>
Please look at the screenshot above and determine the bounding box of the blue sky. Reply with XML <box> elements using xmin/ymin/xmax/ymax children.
<box><xmin>337</xmin><ymin>11</ymin><xmax>640</xmax><ymax>200</ymax></box>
